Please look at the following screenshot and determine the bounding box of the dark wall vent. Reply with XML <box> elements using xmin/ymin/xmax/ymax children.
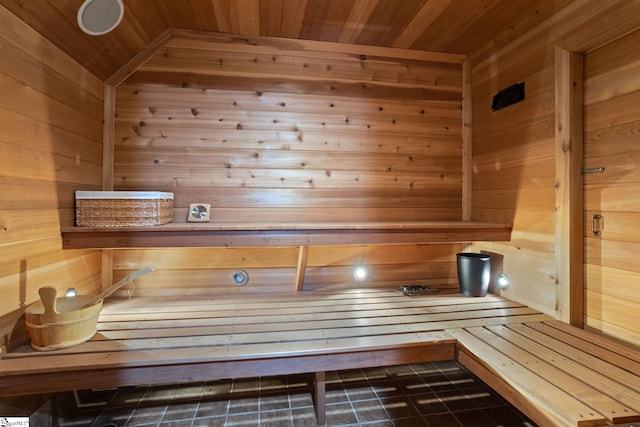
<box><xmin>491</xmin><ymin>82</ymin><xmax>525</xmax><ymax>111</ymax></box>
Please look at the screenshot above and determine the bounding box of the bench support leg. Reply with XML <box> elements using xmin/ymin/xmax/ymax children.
<box><xmin>311</xmin><ymin>371</ymin><xmax>326</xmax><ymax>425</ymax></box>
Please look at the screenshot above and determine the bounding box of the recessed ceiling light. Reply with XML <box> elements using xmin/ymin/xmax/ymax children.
<box><xmin>77</xmin><ymin>0</ymin><xmax>124</xmax><ymax>36</ymax></box>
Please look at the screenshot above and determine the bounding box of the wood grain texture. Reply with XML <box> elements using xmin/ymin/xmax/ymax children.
<box><xmin>469</xmin><ymin>2</ymin><xmax>640</xmax><ymax>322</ymax></box>
<box><xmin>116</xmin><ymin>32</ymin><xmax>463</xmax><ymax>224</ymax></box>
<box><xmin>0</xmin><ymin>289</ymin><xmax>548</xmax><ymax>396</ymax></box>
<box><xmin>2</xmin><ymin>0</ymin><xmax>640</xmax><ymax>355</ymax></box>
<box><xmin>0</xmin><ymin>0</ymin><xmax>582</xmax><ymax>81</ymax></box>
<box><xmin>453</xmin><ymin>320</ymin><xmax>640</xmax><ymax>426</ymax></box>
<box><xmin>583</xmin><ymin>28</ymin><xmax>640</xmax><ymax>347</ymax></box>
<box><xmin>62</xmin><ymin>222</ymin><xmax>511</xmax><ymax>249</ymax></box>
<box><xmin>0</xmin><ymin>8</ymin><xmax>103</xmax><ymax>349</ymax></box>
<box><xmin>554</xmin><ymin>48</ymin><xmax>583</xmax><ymax>325</ymax></box>
<box><xmin>295</xmin><ymin>245</ymin><xmax>309</xmax><ymax>291</ymax></box>
<box><xmin>103</xmin><ymin>30</ymin><xmax>471</xmax><ymax>291</ymax></box>
<box><xmin>6</xmin><ymin>289</ymin><xmax>640</xmax><ymax>427</ymax></box>
<box><xmin>105</xmin><ymin>243</ymin><xmax>463</xmax><ymax>295</ymax></box>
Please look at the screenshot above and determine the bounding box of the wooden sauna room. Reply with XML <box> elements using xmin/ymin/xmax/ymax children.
<box><xmin>2</xmin><ymin>1</ymin><xmax>640</xmax><ymax>425</ymax></box>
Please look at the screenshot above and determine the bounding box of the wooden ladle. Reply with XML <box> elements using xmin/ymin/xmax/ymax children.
<box><xmin>80</xmin><ymin>265</ymin><xmax>155</xmax><ymax>308</ymax></box>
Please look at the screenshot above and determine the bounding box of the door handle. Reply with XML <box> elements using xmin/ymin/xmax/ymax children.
<box><xmin>592</xmin><ymin>214</ymin><xmax>602</xmax><ymax>237</ymax></box>
<box><xmin>582</xmin><ymin>167</ymin><xmax>605</xmax><ymax>174</ymax></box>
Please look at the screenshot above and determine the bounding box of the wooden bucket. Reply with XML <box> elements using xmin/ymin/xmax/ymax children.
<box><xmin>24</xmin><ymin>266</ymin><xmax>154</xmax><ymax>351</ymax></box>
<box><xmin>25</xmin><ymin>287</ymin><xmax>102</xmax><ymax>351</ymax></box>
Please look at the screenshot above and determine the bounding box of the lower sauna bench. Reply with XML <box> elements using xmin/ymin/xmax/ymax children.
<box><xmin>1</xmin><ymin>289</ymin><xmax>639</xmax><ymax>426</ymax></box>
<box><xmin>452</xmin><ymin>321</ymin><xmax>640</xmax><ymax>427</ymax></box>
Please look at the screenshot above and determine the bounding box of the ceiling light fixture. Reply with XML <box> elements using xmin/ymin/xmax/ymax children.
<box><xmin>77</xmin><ymin>0</ymin><xmax>124</xmax><ymax>36</ymax></box>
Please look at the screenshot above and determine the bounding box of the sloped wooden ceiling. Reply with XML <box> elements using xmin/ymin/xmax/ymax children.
<box><xmin>1</xmin><ymin>0</ymin><xmax>577</xmax><ymax>81</ymax></box>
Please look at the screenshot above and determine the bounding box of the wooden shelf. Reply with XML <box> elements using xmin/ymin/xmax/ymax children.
<box><xmin>61</xmin><ymin>221</ymin><xmax>511</xmax><ymax>249</ymax></box>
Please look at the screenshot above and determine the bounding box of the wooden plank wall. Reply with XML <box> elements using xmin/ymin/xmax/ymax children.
<box><xmin>111</xmin><ymin>32</ymin><xmax>465</xmax><ymax>294</ymax></box>
<box><xmin>110</xmin><ymin>244</ymin><xmax>463</xmax><ymax>295</ymax></box>
<box><xmin>468</xmin><ymin>22</ymin><xmax>558</xmax><ymax>314</ymax></box>
<box><xmin>583</xmin><ymin>28</ymin><xmax>640</xmax><ymax>347</ymax></box>
<box><xmin>0</xmin><ymin>7</ymin><xmax>103</xmax><ymax>349</ymax></box>
<box><xmin>468</xmin><ymin>2</ymin><xmax>640</xmax><ymax>320</ymax></box>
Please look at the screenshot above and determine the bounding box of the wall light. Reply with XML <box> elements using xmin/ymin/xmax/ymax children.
<box><xmin>353</xmin><ymin>265</ymin><xmax>368</xmax><ymax>282</ymax></box>
<box><xmin>496</xmin><ymin>273</ymin><xmax>510</xmax><ymax>290</ymax></box>
<box><xmin>232</xmin><ymin>270</ymin><xmax>249</xmax><ymax>286</ymax></box>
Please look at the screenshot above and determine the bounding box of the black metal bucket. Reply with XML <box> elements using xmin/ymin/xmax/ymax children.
<box><xmin>456</xmin><ymin>253</ymin><xmax>491</xmax><ymax>297</ymax></box>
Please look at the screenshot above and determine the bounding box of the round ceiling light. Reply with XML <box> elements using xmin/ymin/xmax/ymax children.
<box><xmin>77</xmin><ymin>0</ymin><xmax>124</xmax><ymax>36</ymax></box>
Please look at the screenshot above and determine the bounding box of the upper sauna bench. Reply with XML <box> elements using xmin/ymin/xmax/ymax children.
<box><xmin>61</xmin><ymin>221</ymin><xmax>512</xmax><ymax>249</ymax></box>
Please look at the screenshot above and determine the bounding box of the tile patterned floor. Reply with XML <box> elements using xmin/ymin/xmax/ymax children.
<box><xmin>48</xmin><ymin>361</ymin><xmax>537</xmax><ymax>426</ymax></box>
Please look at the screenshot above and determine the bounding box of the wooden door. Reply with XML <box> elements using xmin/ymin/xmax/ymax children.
<box><xmin>583</xmin><ymin>29</ymin><xmax>640</xmax><ymax>347</ymax></box>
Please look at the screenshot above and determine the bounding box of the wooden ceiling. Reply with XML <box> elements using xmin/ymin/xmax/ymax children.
<box><xmin>2</xmin><ymin>0</ymin><xmax>578</xmax><ymax>82</ymax></box>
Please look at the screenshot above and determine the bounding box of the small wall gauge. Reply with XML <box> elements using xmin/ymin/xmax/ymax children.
<box><xmin>187</xmin><ymin>203</ymin><xmax>211</xmax><ymax>222</ymax></box>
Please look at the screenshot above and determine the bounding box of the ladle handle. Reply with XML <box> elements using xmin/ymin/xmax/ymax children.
<box><xmin>81</xmin><ymin>265</ymin><xmax>155</xmax><ymax>308</ymax></box>
<box><xmin>39</xmin><ymin>286</ymin><xmax>59</xmax><ymax>316</ymax></box>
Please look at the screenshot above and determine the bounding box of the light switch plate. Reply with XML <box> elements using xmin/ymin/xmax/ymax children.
<box><xmin>187</xmin><ymin>203</ymin><xmax>211</xmax><ymax>222</ymax></box>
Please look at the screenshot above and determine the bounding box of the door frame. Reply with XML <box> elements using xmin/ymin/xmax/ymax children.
<box><xmin>554</xmin><ymin>47</ymin><xmax>584</xmax><ymax>326</ymax></box>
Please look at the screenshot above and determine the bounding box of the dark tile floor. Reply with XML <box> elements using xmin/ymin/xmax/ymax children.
<box><xmin>48</xmin><ymin>361</ymin><xmax>537</xmax><ymax>426</ymax></box>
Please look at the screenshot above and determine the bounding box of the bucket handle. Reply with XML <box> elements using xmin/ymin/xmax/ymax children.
<box><xmin>39</xmin><ymin>286</ymin><xmax>59</xmax><ymax>316</ymax></box>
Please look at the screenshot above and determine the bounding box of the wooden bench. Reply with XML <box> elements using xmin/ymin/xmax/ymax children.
<box><xmin>451</xmin><ymin>321</ymin><xmax>640</xmax><ymax>427</ymax></box>
<box><xmin>0</xmin><ymin>289</ymin><xmax>545</xmax><ymax>423</ymax></box>
<box><xmin>2</xmin><ymin>289</ymin><xmax>639</xmax><ymax>426</ymax></box>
